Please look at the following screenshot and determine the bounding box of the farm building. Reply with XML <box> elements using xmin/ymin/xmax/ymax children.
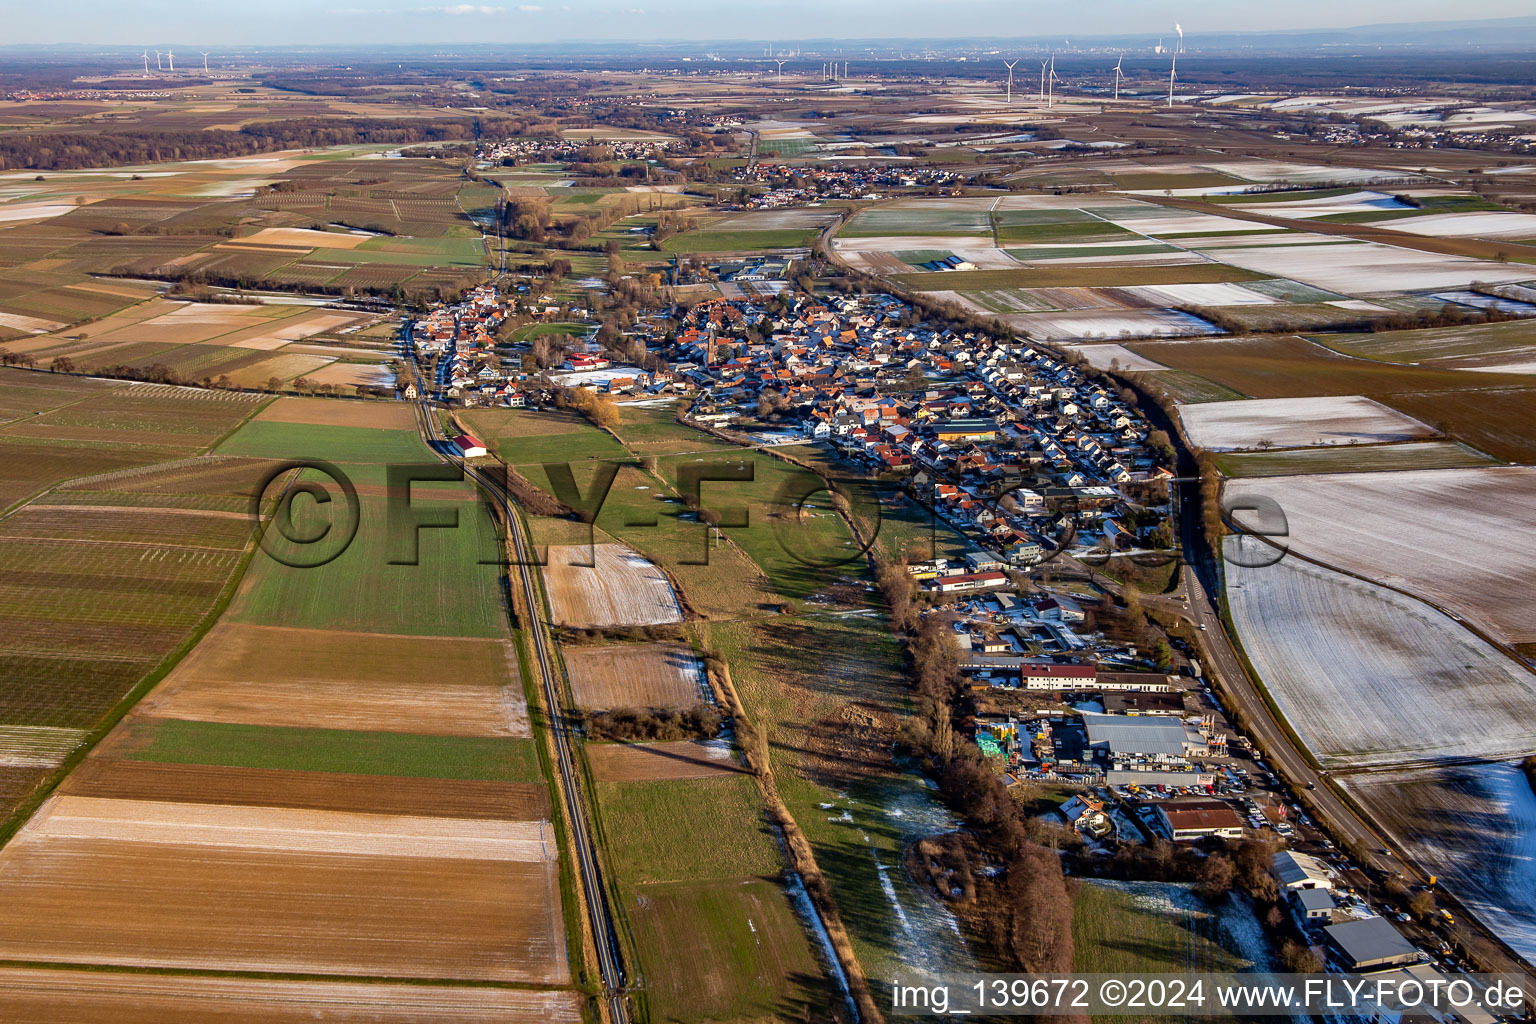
<box><xmin>1155</xmin><ymin>800</ymin><xmax>1245</xmax><ymax>841</ymax></box>
<box><xmin>453</xmin><ymin>433</ymin><xmax>488</xmax><ymax>458</ymax></box>
<box><xmin>1274</xmin><ymin>850</ymin><xmax>1335</xmax><ymax>891</ymax></box>
<box><xmin>1323</xmin><ymin>917</ymin><xmax>1419</xmax><ymax>972</ymax></box>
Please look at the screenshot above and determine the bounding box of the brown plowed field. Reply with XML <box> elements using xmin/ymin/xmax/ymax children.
<box><xmin>61</xmin><ymin>759</ymin><xmax>549</xmax><ymax>820</ymax></box>
<box><xmin>564</xmin><ymin>643</ymin><xmax>705</xmax><ymax>710</ymax></box>
<box><xmin>254</xmin><ymin>398</ymin><xmax>415</xmax><ymax>430</ymax></box>
<box><xmin>0</xmin><ymin>969</ymin><xmax>584</xmax><ymax>1024</ymax></box>
<box><xmin>543</xmin><ymin>544</ymin><xmax>682</xmax><ymax>628</ymax></box>
<box><xmin>17</xmin><ymin>795</ymin><xmax>556</xmax><ymax>861</ymax></box>
<box><xmin>136</xmin><ymin>622</ymin><xmax>529</xmax><ymax>738</ymax></box>
<box><xmin>0</xmin><ymin>837</ymin><xmax>567</xmax><ymax>982</ymax></box>
<box><xmin>587</xmin><ymin>739</ymin><xmax>745</xmax><ymax>782</ymax></box>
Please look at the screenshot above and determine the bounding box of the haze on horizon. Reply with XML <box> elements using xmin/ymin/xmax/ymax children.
<box><xmin>4</xmin><ymin>0</ymin><xmax>1534</xmax><ymax>48</ymax></box>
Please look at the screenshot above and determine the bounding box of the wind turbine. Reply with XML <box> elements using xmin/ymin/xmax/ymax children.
<box><xmin>1038</xmin><ymin>59</ymin><xmax>1047</xmax><ymax>103</ymax></box>
<box><xmin>165</xmin><ymin>49</ymin><xmax>175</xmax><ymax>72</ymax></box>
<box><xmin>141</xmin><ymin>50</ymin><xmax>150</xmax><ymax>76</ymax></box>
<box><xmin>1113</xmin><ymin>54</ymin><xmax>1124</xmax><ymax>101</ymax></box>
<box><xmin>775</xmin><ymin>59</ymin><xmax>786</xmax><ymax>83</ymax></box>
<box><xmin>1048</xmin><ymin>53</ymin><xmax>1058</xmax><ymax>109</ymax></box>
<box><xmin>154</xmin><ymin>49</ymin><xmax>163</xmax><ymax>71</ymax></box>
<box><xmin>200</xmin><ymin>51</ymin><xmax>210</xmax><ymax>74</ymax></box>
<box><xmin>1002</xmin><ymin>58</ymin><xmax>1018</xmax><ymax>104</ymax></box>
<box><xmin>1168</xmin><ymin>55</ymin><xmax>1177</xmax><ymax>107</ymax></box>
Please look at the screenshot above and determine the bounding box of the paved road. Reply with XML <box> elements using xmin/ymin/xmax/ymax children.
<box><xmin>411</xmin><ymin>399</ymin><xmax>630</xmax><ymax>1024</ymax></box>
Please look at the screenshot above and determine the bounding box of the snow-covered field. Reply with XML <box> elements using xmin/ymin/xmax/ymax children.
<box><xmin>1386</xmin><ymin>211</ymin><xmax>1536</xmax><ymax>238</ymax></box>
<box><xmin>1224</xmin><ymin>536</ymin><xmax>1536</xmax><ymax>767</ymax></box>
<box><xmin>1061</xmin><ymin>343</ymin><xmax>1170</xmax><ymax>372</ymax></box>
<box><xmin>1178</xmin><ymin>395</ymin><xmax>1433</xmax><ymax>450</ymax></box>
<box><xmin>1105</xmin><ymin>212</ymin><xmax>1287</xmax><ymax>237</ymax></box>
<box><xmin>1247</xmin><ymin>191</ymin><xmax>1415</xmax><ymax>218</ymax></box>
<box><xmin>1343</xmin><ymin>762</ymin><xmax>1536</xmax><ymax>963</ymax></box>
<box><xmin>1234</xmin><ymin>466</ymin><xmax>1536</xmax><ymax>644</ymax></box>
<box><xmin>1007</xmin><ymin>308</ymin><xmax>1219</xmax><ymax>341</ymax></box>
<box><xmin>1199</xmin><ymin>160</ymin><xmax>1431</xmax><ymax>186</ymax></box>
<box><xmin>1123</xmin><ymin>282</ymin><xmax>1279</xmax><ymax>307</ymax></box>
<box><xmin>1204</xmin><ymin>240</ymin><xmax>1534</xmax><ymax>294</ymax></box>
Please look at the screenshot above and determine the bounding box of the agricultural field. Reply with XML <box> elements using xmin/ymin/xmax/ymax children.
<box><xmin>1224</xmin><ymin>536</ymin><xmax>1536</xmax><ymax>767</ymax></box>
<box><xmin>1073</xmin><ymin>880</ymin><xmax>1271</xmax><ymax>977</ymax></box>
<box><xmin>460</xmin><ymin>406</ymin><xmax>630</xmax><ymax>465</ymax></box>
<box><xmin>1217</xmin><ymin>440</ymin><xmax>1499</xmax><ymax>477</ymax></box>
<box><xmin>0</xmin><ymin>792</ymin><xmax>564</xmax><ymax>982</ymax></box>
<box><xmin>1177</xmin><ymin>395</ymin><xmax>1434</xmax><ymax>450</ymax></box>
<box><xmin>594</xmin><ymin>770</ymin><xmax>836</xmax><ymax>1023</ymax></box>
<box><xmin>1314</xmin><ymin>319</ymin><xmax>1536</xmax><ymax>374</ymax></box>
<box><xmin>137</xmin><ymin>622</ymin><xmax>528</xmax><ymax>737</ymax></box>
<box><xmin>1061</xmin><ymin>343</ymin><xmax>1170</xmax><ymax>372</ymax></box>
<box><xmin>0</xmin><ymin>369</ymin><xmax>574</xmax><ymax>1009</ymax></box>
<box><xmin>693</xmin><ymin>614</ymin><xmax>980</xmax><ymax>993</ymax></box>
<box><xmin>563</xmin><ymin>642</ymin><xmax>706</xmax><ymax>710</ymax></box>
<box><xmin>1232</xmin><ymin>466</ymin><xmax>1536</xmax><ymax>646</ymax></box>
<box><xmin>542</xmin><ymin>543</ymin><xmax>683</xmax><ymax>627</ymax></box>
<box><xmin>0</xmin><ymin>148</ymin><xmax>490</xmax><ymax>304</ymax></box>
<box><xmin>1343</xmin><ymin>763</ymin><xmax>1536</xmax><ymax>963</ymax></box>
<box><xmin>661</xmin><ymin>209</ymin><xmax>835</xmax><ymax>253</ymax></box>
<box><xmin>586</xmin><ymin>738</ymin><xmax>743</xmax><ymax>781</ymax></box>
<box><xmin>0</xmin><ymin>379</ymin><xmax>270</xmax><ymax>827</ymax></box>
<box><xmin>0</xmin><ymin>968</ymin><xmax>582</xmax><ymax>1023</ymax></box>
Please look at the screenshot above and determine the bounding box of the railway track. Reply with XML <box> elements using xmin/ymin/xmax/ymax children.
<box><xmin>411</xmin><ymin>399</ymin><xmax>630</xmax><ymax>1024</ymax></box>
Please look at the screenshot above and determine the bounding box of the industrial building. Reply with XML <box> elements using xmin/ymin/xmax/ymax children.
<box><xmin>1323</xmin><ymin>917</ymin><xmax>1419</xmax><ymax>971</ymax></box>
<box><xmin>1155</xmin><ymin>799</ymin><xmax>1245</xmax><ymax>841</ymax></box>
<box><xmin>1274</xmin><ymin>850</ymin><xmax>1335</xmax><ymax>891</ymax></box>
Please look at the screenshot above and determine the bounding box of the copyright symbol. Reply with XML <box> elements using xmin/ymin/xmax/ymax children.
<box><xmin>251</xmin><ymin>460</ymin><xmax>360</xmax><ymax>569</ymax></box>
<box><xmin>1101</xmin><ymin>980</ymin><xmax>1126</xmax><ymax>1007</ymax></box>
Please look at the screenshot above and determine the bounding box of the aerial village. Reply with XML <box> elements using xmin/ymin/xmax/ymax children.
<box><xmin>398</xmin><ymin>280</ymin><xmax>1437</xmax><ymax>963</ymax></box>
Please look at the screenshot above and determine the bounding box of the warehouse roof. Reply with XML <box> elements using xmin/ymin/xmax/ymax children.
<box><xmin>1082</xmin><ymin>713</ymin><xmax>1196</xmax><ymax>756</ymax></box>
<box><xmin>1323</xmin><ymin>917</ymin><xmax>1417</xmax><ymax>968</ymax></box>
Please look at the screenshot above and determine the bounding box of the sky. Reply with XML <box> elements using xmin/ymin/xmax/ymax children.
<box><xmin>4</xmin><ymin>0</ymin><xmax>1532</xmax><ymax>47</ymax></box>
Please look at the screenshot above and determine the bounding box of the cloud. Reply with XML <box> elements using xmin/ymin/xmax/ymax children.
<box><xmin>518</xmin><ymin>3</ymin><xmax>542</xmax><ymax>9</ymax></box>
<box><xmin>422</xmin><ymin>3</ymin><xmax>505</xmax><ymax>13</ymax></box>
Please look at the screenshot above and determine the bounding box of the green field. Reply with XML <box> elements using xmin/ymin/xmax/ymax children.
<box><xmin>691</xmin><ymin>614</ymin><xmax>945</xmax><ymax>994</ymax></box>
<box><xmin>611</xmin><ymin>402</ymin><xmax>729</xmax><ymax>456</ymax></box>
<box><xmin>1217</xmin><ymin>440</ymin><xmax>1500</xmax><ymax>477</ymax></box>
<box><xmin>460</xmin><ymin>407</ymin><xmax>630</xmax><ymax>466</ymax></box>
<box><xmin>597</xmin><ymin>775</ymin><xmax>783</xmax><ymax>884</ymax></box>
<box><xmin>1073</xmin><ymin>880</ymin><xmax>1257</xmax><ymax>986</ymax></box>
<box><xmin>120</xmin><ymin>718</ymin><xmax>541</xmax><ymax>781</ymax></box>
<box><xmin>217</xmin><ymin>421</ymin><xmax>429</xmax><ymax>464</ymax></box>
<box><xmin>624</xmin><ymin>878</ymin><xmax>836</xmax><ymax>1023</ymax></box>
<box><xmin>594</xmin><ymin>772</ymin><xmax>836</xmax><ymax>1023</ymax></box>
<box><xmin>231</xmin><ymin>486</ymin><xmax>507</xmax><ymax>637</ymax></box>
